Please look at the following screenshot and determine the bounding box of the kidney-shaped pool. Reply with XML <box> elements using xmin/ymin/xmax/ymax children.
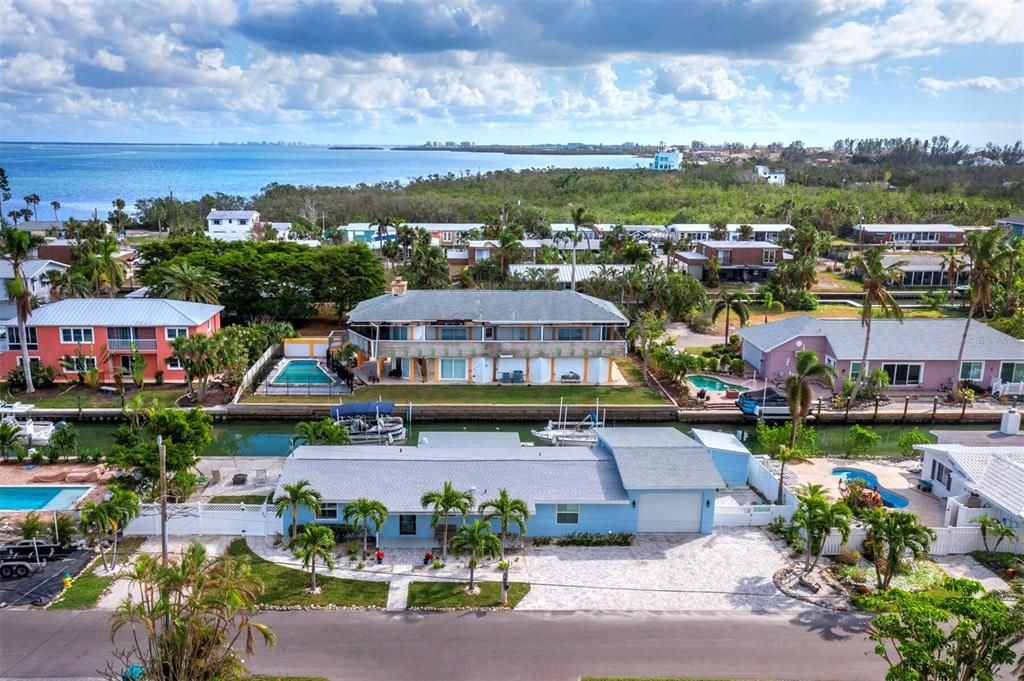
<box><xmin>831</xmin><ymin>467</ymin><xmax>910</xmax><ymax>509</ymax></box>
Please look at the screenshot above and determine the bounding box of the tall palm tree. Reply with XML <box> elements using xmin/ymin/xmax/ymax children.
<box><xmin>293</xmin><ymin>524</ymin><xmax>336</xmax><ymax>590</ymax></box>
<box><xmin>41</xmin><ymin>268</ymin><xmax>89</xmax><ymax>300</ymax></box>
<box><xmin>863</xmin><ymin>508</ymin><xmax>935</xmax><ymax>590</ymax></box>
<box><xmin>568</xmin><ymin>205</ymin><xmax>594</xmax><ymax>292</ymax></box>
<box><xmin>23</xmin><ymin>194</ymin><xmax>40</xmax><ymax>221</ymax></box>
<box><xmin>273</xmin><ymin>480</ymin><xmax>323</xmax><ymax>540</ymax></box>
<box><xmin>420</xmin><ymin>481</ymin><xmax>475</xmax><ymax>560</ymax></box>
<box><xmin>172</xmin><ymin>333</ymin><xmax>217</xmax><ymax>400</ymax></box>
<box><xmin>846</xmin><ymin>247</ymin><xmax>905</xmax><ymax>403</ymax></box>
<box><xmin>479</xmin><ymin>489</ymin><xmax>528</xmax><ymax>558</ymax></box>
<box><xmin>107</xmin><ymin>488</ymin><xmax>140</xmax><ymax>569</ymax></box>
<box><xmin>448</xmin><ymin>519</ymin><xmax>502</xmax><ymax>592</ymax></box>
<box><xmin>954</xmin><ymin>228</ymin><xmax>1009</xmax><ymax>397</ymax></box>
<box><xmin>0</xmin><ymin>227</ymin><xmax>46</xmax><ymax>392</ymax></box>
<box><xmin>711</xmin><ymin>291</ymin><xmax>750</xmax><ymax>344</ymax></box>
<box><xmin>153</xmin><ymin>262</ymin><xmax>221</xmax><ymax>303</ymax></box>
<box><xmin>785</xmin><ymin>348</ymin><xmax>836</xmax><ymax>452</ymax></box>
<box><xmin>343</xmin><ymin>497</ymin><xmax>388</xmax><ymax>558</ymax></box>
<box><xmin>85</xmin><ymin>235</ymin><xmax>126</xmax><ymax>297</ymax></box>
<box><xmin>405</xmin><ymin>241</ymin><xmax>450</xmax><ymax>289</ymax></box>
<box><xmin>939</xmin><ymin>246</ymin><xmax>964</xmax><ymax>298</ymax></box>
<box><xmin>79</xmin><ymin>500</ymin><xmax>114</xmax><ymax>570</ymax></box>
<box><xmin>50</xmin><ymin>200</ymin><xmax>60</xmax><ymax>223</ymax></box>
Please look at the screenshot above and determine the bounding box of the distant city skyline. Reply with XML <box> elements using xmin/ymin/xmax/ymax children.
<box><xmin>1</xmin><ymin>0</ymin><xmax>1022</xmax><ymax>146</ymax></box>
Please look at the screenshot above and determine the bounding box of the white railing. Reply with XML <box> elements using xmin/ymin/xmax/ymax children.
<box><xmin>991</xmin><ymin>379</ymin><xmax>1024</xmax><ymax>396</ymax></box>
<box><xmin>715</xmin><ymin>456</ymin><xmax>797</xmax><ymax>527</ymax></box>
<box><xmin>124</xmin><ymin>502</ymin><xmax>276</xmax><ymax>537</ymax></box>
<box><xmin>233</xmin><ymin>343</ymin><xmax>281</xmax><ymax>403</ymax></box>
<box><xmin>815</xmin><ymin>525</ymin><xmax>1024</xmax><ymax>556</ymax></box>
<box><xmin>108</xmin><ymin>338</ymin><xmax>157</xmax><ymax>352</ymax></box>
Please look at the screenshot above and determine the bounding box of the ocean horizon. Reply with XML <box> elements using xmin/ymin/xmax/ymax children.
<box><xmin>0</xmin><ymin>142</ymin><xmax>643</xmax><ymax>220</ymax></box>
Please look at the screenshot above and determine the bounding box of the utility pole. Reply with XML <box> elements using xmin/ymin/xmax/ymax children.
<box><xmin>158</xmin><ymin>435</ymin><xmax>168</xmax><ymax>566</ymax></box>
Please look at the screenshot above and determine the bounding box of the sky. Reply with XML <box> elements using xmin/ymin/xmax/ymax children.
<box><xmin>0</xmin><ymin>0</ymin><xmax>1022</xmax><ymax>147</ymax></box>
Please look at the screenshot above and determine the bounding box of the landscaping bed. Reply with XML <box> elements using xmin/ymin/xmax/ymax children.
<box><xmin>969</xmin><ymin>551</ymin><xmax>1021</xmax><ymax>579</ymax></box>
<box><xmin>226</xmin><ymin>539</ymin><xmax>388</xmax><ymax>608</ymax></box>
<box><xmin>407</xmin><ymin>580</ymin><xmax>530</xmax><ymax>608</ymax></box>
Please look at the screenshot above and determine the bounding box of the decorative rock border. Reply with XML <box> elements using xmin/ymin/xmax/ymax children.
<box><xmin>257</xmin><ymin>604</ymin><xmax>384</xmax><ymax>611</ymax></box>
<box><xmin>773</xmin><ymin>564</ymin><xmax>854</xmax><ymax>612</ymax></box>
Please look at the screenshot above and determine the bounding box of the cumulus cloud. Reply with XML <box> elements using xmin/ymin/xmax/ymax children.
<box><xmin>918</xmin><ymin>75</ymin><xmax>1024</xmax><ymax>97</ymax></box>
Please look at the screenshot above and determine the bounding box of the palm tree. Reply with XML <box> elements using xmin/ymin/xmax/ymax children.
<box><xmin>89</xmin><ymin>235</ymin><xmax>127</xmax><ymax>297</ymax></box>
<box><xmin>293</xmin><ymin>524</ymin><xmax>336</xmax><ymax>590</ymax></box>
<box><xmin>41</xmin><ymin>268</ymin><xmax>89</xmax><ymax>300</ymax></box>
<box><xmin>0</xmin><ymin>227</ymin><xmax>46</xmax><ymax>392</ymax></box>
<box><xmin>846</xmin><ymin>247</ymin><xmax>905</xmax><ymax>404</ymax></box>
<box><xmin>343</xmin><ymin>497</ymin><xmax>388</xmax><ymax>558</ymax></box>
<box><xmin>479</xmin><ymin>489</ymin><xmax>528</xmax><ymax>558</ymax></box>
<box><xmin>405</xmin><ymin>241</ymin><xmax>450</xmax><ymax>289</ymax></box>
<box><xmin>568</xmin><ymin>205</ymin><xmax>594</xmax><ymax>291</ymax></box>
<box><xmin>448</xmin><ymin>519</ymin><xmax>502</xmax><ymax>592</ymax></box>
<box><xmin>939</xmin><ymin>247</ymin><xmax>964</xmax><ymax>298</ymax></box>
<box><xmin>171</xmin><ymin>333</ymin><xmax>216</xmax><ymax>400</ymax></box>
<box><xmin>791</xmin><ymin>485</ymin><xmax>851</xmax><ymax>572</ymax></box>
<box><xmin>153</xmin><ymin>262</ymin><xmax>220</xmax><ymax>303</ymax></box>
<box><xmin>23</xmin><ymin>194</ymin><xmax>40</xmax><ymax>221</ymax></box>
<box><xmin>0</xmin><ymin>421</ymin><xmax>19</xmax><ymax>462</ymax></box>
<box><xmin>863</xmin><ymin>508</ymin><xmax>936</xmax><ymax>589</ymax></box>
<box><xmin>784</xmin><ymin>348</ymin><xmax>836</xmax><ymax>454</ymax></box>
<box><xmin>954</xmin><ymin>228</ymin><xmax>1009</xmax><ymax>398</ymax></box>
<box><xmin>738</xmin><ymin>224</ymin><xmax>755</xmax><ymax>241</ymax></box>
<box><xmin>107</xmin><ymin>489</ymin><xmax>140</xmax><ymax>569</ymax></box>
<box><xmin>79</xmin><ymin>500</ymin><xmax>114</xmax><ymax>570</ymax></box>
<box><xmin>274</xmin><ymin>480</ymin><xmax>323</xmax><ymax>540</ymax></box>
<box><xmin>50</xmin><ymin>200</ymin><xmax>60</xmax><ymax>223</ymax></box>
<box><xmin>293</xmin><ymin>418</ymin><xmax>352</xmax><ymax>446</ymax></box>
<box><xmin>420</xmin><ymin>481</ymin><xmax>475</xmax><ymax>561</ymax></box>
<box><xmin>711</xmin><ymin>291</ymin><xmax>750</xmax><ymax>344</ymax></box>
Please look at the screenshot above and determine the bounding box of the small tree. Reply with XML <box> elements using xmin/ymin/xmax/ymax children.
<box><xmin>17</xmin><ymin>511</ymin><xmax>45</xmax><ymax>540</ymax></box>
<box><xmin>973</xmin><ymin>516</ymin><xmax>1017</xmax><ymax>554</ymax></box>
<box><xmin>49</xmin><ymin>513</ymin><xmax>76</xmax><ymax>546</ymax></box>
<box><xmin>479</xmin><ymin>489</ymin><xmax>529</xmax><ymax>558</ymax></box>
<box><xmin>343</xmin><ymin>497</ymin><xmax>388</xmax><ymax>558</ymax></box>
<box><xmin>896</xmin><ymin>427</ymin><xmax>931</xmax><ymax>457</ymax></box>
<box><xmin>273</xmin><ymin>480</ymin><xmax>323</xmax><ymax>540</ymax></box>
<box><xmin>627</xmin><ymin>310</ymin><xmax>666</xmax><ymax>386</ymax></box>
<box><xmin>293</xmin><ymin>418</ymin><xmax>352</xmax><ymax>446</ymax></box>
<box><xmin>864</xmin><ymin>508</ymin><xmax>936</xmax><ymax>590</ymax></box>
<box><xmin>866</xmin><ymin>578</ymin><xmax>1021</xmax><ymax>681</ymax></box>
<box><xmin>448</xmin><ymin>519</ymin><xmax>502</xmax><ymax>592</ymax></box>
<box><xmin>711</xmin><ymin>291</ymin><xmax>750</xmax><ymax>344</ymax></box>
<box><xmin>840</xmin><ymin>424</ymin><xmax>882</xmax><ymax>458</ymax></box>
<box><xmin>420</xmin><ymin>481</ymin><xmax>475</xmax><ymax>561</ymax></box>
<box><xmin>79</xmin><ymin>501</ymin><xmax>114</xmax><ymax>570</ymax></box>
<box><xmin>293</xmin><ymin>524</ymin><xmax>336</xmax><ymax>591</ymax></box>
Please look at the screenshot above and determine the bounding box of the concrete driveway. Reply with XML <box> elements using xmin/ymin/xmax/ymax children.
<box><xmin>517</xmin><ymin>528</ymin><xmax>804</xmax><ymax>611</ymax></box>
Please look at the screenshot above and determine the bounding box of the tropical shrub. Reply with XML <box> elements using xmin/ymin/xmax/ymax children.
<box><xmin>555</xmin><ymin>531</ymin><xmax>634</xmax><ymax>547</ymax></box>
<box><xmin>786</xmin><ymin>291</ymin><xmax>819</xmax><ymax>311</ymax></box>
<box><xmin>839</xmin><ymin>424</ymin><xmax>881</xmax><ymax>458</ymax></box>
<box><xmin>896</xmin><ymin>427</ymin><xmax>931</xmax><ymax>457</ymax></box>
<box><xmin>5</xmin><ymin>363</ymin><xmax>56</xmax><ymax>391</ymax></box>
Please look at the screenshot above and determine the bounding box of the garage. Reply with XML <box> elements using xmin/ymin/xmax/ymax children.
<box><xmin>636</xmin><ymin>492</ymin><xmax>703</xmax><ymax>532</ymax></box>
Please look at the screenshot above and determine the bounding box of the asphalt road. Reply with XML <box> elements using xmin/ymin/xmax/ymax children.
<box><xmin>0</xmin><ymin>609</ymin><xmax>884</xmax><ymax>681</ymax></box>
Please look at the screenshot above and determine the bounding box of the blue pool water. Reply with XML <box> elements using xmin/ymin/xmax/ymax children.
<box><xmin>831</xmin><ymin>468</ymin><xmax>910</xmax><ymax>508</ymax></box>
<box><xmin>689</xmin><ymin>375</ymin><xmax>744</xmax><ymax>392</ymax></box>
<box><xmin>272</xmin><ymin>360</ymin><xmax>334</xmax><ymax>385</ymax></box>
<box><xmin>0</xmin><ymin>486</ymin><xmax>90</xmax><ymax>511</ymax></box>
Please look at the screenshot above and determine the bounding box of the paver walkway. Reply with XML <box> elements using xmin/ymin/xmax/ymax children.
<box><xmin>934</xmin><ymin>555</ymin><xmax>1008</xmax><ymax>592</ymax></box>
<box><xmin>386</xmin><ymin>577</ymin><xmax>410</xmax><ymax>610</ymax></box>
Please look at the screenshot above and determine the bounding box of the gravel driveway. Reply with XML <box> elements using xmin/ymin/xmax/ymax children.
<box><xmin>517</xmin><ymin>528</ymin><xmax>804</xmax><ymax>611</ymax></box>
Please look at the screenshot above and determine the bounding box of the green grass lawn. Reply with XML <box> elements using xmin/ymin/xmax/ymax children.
<box><xmin>226</xmin><ymin>539</ymin><xmax>388</xmax><ymax>608</ymax></box>
<box><xmin>208</xmin><ymin>494</ymin><xmax>273</xmax><ymax>505</ymax></box>
<box><xmin>246</xmin><ymin>384</ymin><xmax>665</xmax><ymax>406</ymax></box>
<box><xmin>4</xmin><ymin>384</ymin><xmax>186</xmax><ymax>409</ymax></box>
<box><xmin>50</xmin><ymin>537</ymin><xmax>146</xmax><ymax>610</ymax></box>
<box><xmin>406</xmin><ymin>580</ymin><xmax>530</xmax><ymax>608</ymax></box>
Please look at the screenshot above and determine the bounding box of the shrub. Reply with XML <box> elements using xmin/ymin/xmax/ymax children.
<box><xmin>555</xmin><ymin>531</ymin><xmax>634</xmax><ymax>547</ymax></box>
<box><xmin>728</xmin><ymin>358</ymin><xmax>744</xmax><ymax>375</ymax></box>
<box><xmin>44</xmin><ymin>446</ymin><xmax>60</xmax><ymax>464</ymax></box>
<box><xmin>431</xmin><ymin>559</ymin><xmax>445</xmax><ymax>569</ymax></box>
<box><xmin>13</xmin><ymin>445</ymin><xmax>26</xmax><ymax>464</ymax></box>
<box><xmin>896</xmin><ymin>428</ymin><xmax>931</xmax><ymax>457</ymax></box>
<box><xmin>532</xmin><ymin>536</ymin><xmax>553</xmax><ymax>546</ymax></box>
<box><xmin>29</xmin><ymin>449</ymin><xmax>43</xmax><ymax>465</ymax></box>
<box><xmin>835</xmin><ymin>549</ymin><xmax>862</xmax><ymax>566</ymax></box>
<box><xmin>786</xmin><ymin>291</ymin><xmax>819</xmax><ymax>311</ymax></box>
<box><xmin>154</xmin><ymin>370</ymin><xmax>165</xmax><ymax>386</ymax></box>
<box><xmin>5</xmin><ymin>364</ymin><xmax>57</xmax><ymax>391</ymax></box>
<box><xmin>840</xmin><ymin>424</ymin><xmax>882</xmax><ymax>458</ymax></box>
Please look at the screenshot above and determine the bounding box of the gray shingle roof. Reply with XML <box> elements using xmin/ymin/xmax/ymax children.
<box><xmin>738</xmin><ymin>315</ymin><xmax>1024</xmax><ymax>361</ymax></box>
<box><xmin>595</xmin><ymin>428</ymin><xmax>725</xmax><ymax>490</ymax></box>
<box><xmin>278</xmin><ymin>444</ymin><xmax>629</xmax><ymax>512</ymax></box>
<box><xmin>10</xmin><ymin>298</ymin><xmax>223</xmax><ymax>327</ymax></box>
<box><xmin>348</xmin><ymin>290</ymin><xmax>628</xmax><ymax>324</ymax></box>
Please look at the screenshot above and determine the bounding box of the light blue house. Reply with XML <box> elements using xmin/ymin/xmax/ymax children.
<box><xmin>691</xmin><ymin>429</ymin><xmax>752</xmax><ymax>487</ymax></box>
<box><xmin>274</xmin><ymin>428</ymin><xmax>725</xmax><ymax>545</ymax></box>
<box><xmin>997</xmin><ymin>215</ymin><xmax>1024</xmax><ymax>238</ymax></box>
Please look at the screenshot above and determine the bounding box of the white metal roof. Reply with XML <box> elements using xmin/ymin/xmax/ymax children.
<box><xmin>9</xmin><ymin>298</ymin><xmax>223</xmax><ymax>327</ymax></box>
<box><xmin>691</xmin><ymin>429</ymin><xmax>751</xmax><ymax>455</ymax></box>
<box><xmin>508</xmin><ymin>264</ymin><xmax>633</xmax><ymax>283</ymax></box>
<box><xmin>853</xmin><ymin>223</ymin><xmax>963</xmax><ymax>233</ymax></box>
<box><xmin>207</xmin><ymin>210</ymin><xmax>259</xmax><ymax>220</ymax></box>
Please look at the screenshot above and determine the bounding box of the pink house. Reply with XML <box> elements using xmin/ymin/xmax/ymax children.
<box><xmin>1</xmin><ymin>298</ymin><xmax>223</xmax><ymax>384</ymax></box>
<box><xmin>738</xmin><ymin>315</ymin><xmax>1024</xmax><ymax>391</ymax></box>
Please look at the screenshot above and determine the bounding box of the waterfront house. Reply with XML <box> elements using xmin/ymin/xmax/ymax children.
<box><xmin>666</xmin><ymin>223</ymin><xmax>792</xmax><ymax>244</ymax></box>
<box><xmin>680</xmin><ymin>240</ymin><xmax>785</xmax><ymax>283</ymax></box>
<box><xmin>0</xmin><ymin>298</ymin><xmax>222</xmax><ymax>383</ymax></box>
<box><xmin>650</xmin><ymin>148</ymin><xmax>682</xmax><ymax>171</ymax></box>
<box><xmin>737</xmin><ymin>315</ymin><xmax>1024</xmax><ymax>390</ymax></box>
<box><xmin>206</xmin><ymin>210</ymin><xmax>261</xmax><ymax>241</ymax></box>
<box><xmin>507</xmin><ymin>264</ymin><xmax>634</xmax><ymax>290</ymax></box>
<box><xmin>855</xmin><ymin>254</ymin><xmax>971</xmax><ymax>289</ymax></box>
<box><xmin>446</xmin><ymin>238</ymin><xmax>602</xmax><ymax>269</ymax></box>
<box><xmin>752</xmin><ymin>165</ymin><xmax>785</xmax><ymax>185</ymax></box>
<box><xmin>851</xmin><ymin>224</ymin><xmax>965</xmax><ymax>248</ymax></box>
<box><xmin>406</xmin><ymin>223</ymin><xmax>486</xmax><ymax>247</ymax></box>
<box><xmin>996</xmin><ymin>215</ymin><xmax>1024</xmax><ymax>238</ymax></box>
<box><xmin>346</xmin><ymin>281</ymin><xmax>629</xmax><ymax>384</ymax></box>
<box><xmin>275</xmin><ymin>428</ymin><xmax>725</xmax><ymax>544</ymax></box>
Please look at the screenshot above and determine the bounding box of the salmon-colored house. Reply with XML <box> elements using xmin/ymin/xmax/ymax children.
<box><xmin>1</xmin><ymin>298</ymin><xmax>223</xmax><ymax>383</ymax></box>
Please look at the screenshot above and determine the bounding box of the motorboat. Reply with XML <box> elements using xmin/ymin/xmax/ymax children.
<box><xmin>736</xmin><ymin>388</ymin><xmax>790</xmax><ymax>420</ymax></box>
<box><xmin>531</xmin><ymin>399</ymin><xmax>605</xmax><ymax>446</ymax></box>
<box><xmin>330</xmin><ymin>401</ymin><xmax>406</xmax><ymax>445</ymax></box>
<box><xmin>0</xmin><ymin>403</ymin><xmax>58</xmax><ymax>445</ymax></box>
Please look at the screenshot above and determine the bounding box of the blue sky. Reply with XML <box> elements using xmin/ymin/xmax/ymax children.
<box><xmin>0</xmin><ymin>0</ymin><xmax>1021</xmax><ymax>147</ymax></box>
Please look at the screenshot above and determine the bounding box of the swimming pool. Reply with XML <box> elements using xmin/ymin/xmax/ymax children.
<box><xmin>271</xmin><ymin>360</ymin><xmax>334</xmax><ymax>385</ymax></box>
<box><xmin>831</xmin><ymin>467</ymin><xmax>910</xmax><ymax>509</ymax></box>
<box><xmin>0</xmin><ymin>485</ymin><xmax>90</xmax><ymax>511</ymax></box>
<box><xmin>689</xmin><ymin>375</ymin><xmax>745</xmax><ymax>392</ymax></box>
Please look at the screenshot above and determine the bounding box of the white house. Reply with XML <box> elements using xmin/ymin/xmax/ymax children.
<box><xmin>753</xmin><ymin>165</ymin><xmax>786</xmax><ymax>185</ymax></box>
<box><xmin>667</xmin><ymin>223</ymin><xmax>792</xmax><ymax>243</ymax></box>
<box><xmin>1</xmin><ymin>259</ymin><xmax>68</xmax><ymax>303</ymax></box>
<box><xmin>650</xmin><ymin>148</ymin><xmax>682</xmax><ymax>171</ymax></box>
<box><xmin>206</xmin><ymin>210</ymin><xmax>261</xmax><ymax>241</ymax></box>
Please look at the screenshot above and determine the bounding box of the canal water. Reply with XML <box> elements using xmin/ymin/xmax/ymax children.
<box><xmin>70</xmin><ymin>420</ymin><xmax>996</xmax><ymax>458</ymax></box>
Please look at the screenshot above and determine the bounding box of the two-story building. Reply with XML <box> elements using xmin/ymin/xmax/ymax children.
<box><xmin>996</xmin><ymin>215</ymin><xmax>1024</xmax><ymax>238</ymax></box>
<box><xmin>678</xmin><ymin>240</ymin><xmax>785</xmax><ymax>283</ymax></box>
<box><xmin>346</xmin><ymin>282</ymin><xmax>629</xmax><ymax>385</ymax></box>
<box><xmin>206</xmin><ymin>210</ymin><xmax>261</xmax><ymax>241</ymax></box>
<box><xmin>666</xmin><ymin>223</ymin><xmax>792</xmax><ymax>244</ymax></box>
<box><xmin>446</xmin><ymin>239</ymin><xmax>602</xmax><ymax>269</ymax></box>
<box><xmin>406</xmin><ymin>223</ymin><xmax>486</xmax><ymax>248</ymax></box>
<box><xmin>650</xmin><ymin>148</ymin><xmax>682</xmax><ymax>171</ymax></box>
<box><xmin>0</xmin><ymin>298</ymin><xmax>222</xmax><ymax>383</ymax></box>
<box><xmin>851</xmin><ymin>224</ymin><xmax>965</xmax><ymax>249</ymax></box>
<box><xmin>753</xmin><ymin>165</ymin><xmax>785</xmax><ymax>185</ymax></box>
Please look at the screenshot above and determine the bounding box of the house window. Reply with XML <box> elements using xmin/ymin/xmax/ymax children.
<box><xmin>7</xmin><ymin>327</ymin><xmax>38</xmax><ymax>350</ymax></box>
<box><xmin>16</xmin><ymin>356</ymin><xmax>41</xmax><ymax>368</ymax></box>
<box><xmin>556</xmin><ymin>327</ymin><xmax>585</xmax><ymax>341</ymax></box>
<box><xmin>849</xmin><ymin>361</ymin><xmax>865</xmax><ymax>381</ymax></box>
<box><xmin>399</xmin><ymin>514</ymin><xmax>417</xmax><ymax>535</ymax></box>
<box><xmin>762</xmin><ymin>250</ymin><xmax>777</xmax><ymax>264</ymax></box>
<box><xmin>316</xmin><ymin>502</ymin><xmax>338</xmax><ymax>520</ymax></box>
<box><xmin>442</xmin><ymin>231</ymin><xmax>453</xmax><ymax>242</ymax></box>
<box><xmin>165</xmin><ymin>327</ymin><xmax>189</xmax><ymax>340</ymax></box>
<box><xmin>717</xmin><ymin>250</ymin><xmax>732</xmax><ymax>265</ymax></box>
<box><xmin>440</xmin><ymin>358</ymin><xmax>467</xmax><ymax>380</ymax></box>
<box><xmin>824</xmin><ymin>356</ymin><xmax>836</xmax><ymax>368</ymax></box>
<box><xmin>439</xmin><ymin>327</ymin><xmax>468</xmax><ymax>341</ymax></box>
<box><xmin>60</xmin><ymin>327</ymin><xmax>93</xmax><ymax>344</ymax></box>
<box><xmin>555</xmin><ymin>503</ymin><xmax>580</xmax><ymax>525</ymax></box>
<box><xmin>212</xmin><ymin>219</ymin><xmax>221</xmax><ymax>225</ymax></box>
<box><xmin>1001</xmin><ymin>362</ymin><xmax>1024</xmax><ymax>383</ymax></box>
<box><xmin>930</xmin><ymin>460</ymin><xmax>952</xmax><ymax>491</ymax></box>
<box><xmin>61</xmin><ymin>355</ymin><xmax>96</xmax><ymax>373</ymax></box>
<box><xmin>960</xmin><ymin>362</ymin><xmax>983</xmax><ymax>381</ymax></box>
<box><xmin>165</xmin><ymin>356</ymin><xmax>182</xmax><ymax>370</ymax></box>
<box><xmin>881</xmin><ymin>363</ymin><xmax>923</xmax><ymax>386</ymax></box>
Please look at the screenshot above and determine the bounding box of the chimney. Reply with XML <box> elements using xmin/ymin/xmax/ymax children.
<box><xmin>1000</xmin><ymin>409</ymin><xmax>1020</xmax><ymax>436</ymax></box>
<box><xmin>390</xmin><ymin>278</ymin><xmax>408</xmax><ymax>296</ymax></box>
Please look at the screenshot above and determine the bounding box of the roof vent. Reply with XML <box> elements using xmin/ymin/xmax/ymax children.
<box><xmin>1000</xmin><ymin>409</ymin><xmax>1020</xmax><ymax>436</ymax></box>
<box><xmin>390</xmin><ymin>278</ymin><xmax>408</xmax><ymax>296</ymax></box>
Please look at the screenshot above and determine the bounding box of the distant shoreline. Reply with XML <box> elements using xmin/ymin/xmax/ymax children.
<box><xmin>329</xmin><ymin>146</ymin><xmax>385</xmax><ymax>150</ymax></box>
<box><xmin>391</xmin><ymin>145</ymin><xmax>644</xmax><ymax>156</ymax></box>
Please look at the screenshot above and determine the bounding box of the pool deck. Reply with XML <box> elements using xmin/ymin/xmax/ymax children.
<box><xmin>0</xmin><ymin>464</ymin><xmax>107</xmax><ymax>523</ymax></box>
<box><xmin>789</xmin><ymin>458</ymin><xmax>946</xmax><ymax>526</ymax></box>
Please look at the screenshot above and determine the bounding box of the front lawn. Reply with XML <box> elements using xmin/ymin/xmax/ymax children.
<box><xmin>226</xmin><ymin>539</ymin><xmax>388</xmax><ymax>608</ymax></box>
<box><xmin>246</xmin><ymin>384</ymin><xmax>665</xmax><ymax>406</ymax></box>
<box><xmin>407</xmin><ymin>580</ymin><xmax>530</xmax><ymax>608</ymax></box>
<box><xmin>50</xmin><ymin>537</ymin><xmax>146</xmax><ymax>610</ymax></box>
<box><xmin>4</xmin><ymin>384</ymin><xmax>186</xmax><ymax>409</ymax></box>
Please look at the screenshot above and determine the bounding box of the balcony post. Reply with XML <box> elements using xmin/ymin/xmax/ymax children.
<box><xmin>435</xmin><ymin>357</ymin><xmax>440</xmax><ymax>384</ymax></box>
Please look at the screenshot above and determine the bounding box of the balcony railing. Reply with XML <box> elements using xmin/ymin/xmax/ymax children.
<box><xmin>108</xmin><ymin>339</ymin><xmax>158</xmax><ymax>352</ymax></box>
<box><xmin>374</xmin><ymin>339</ymin><xmax>627</xmax><ymax>359</ymax></box>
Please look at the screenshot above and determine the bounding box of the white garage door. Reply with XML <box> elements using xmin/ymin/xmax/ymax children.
<box><xmin>636</xmin><ymin>492</ymin><xmax>702</xmax><ymax>532</ymax></box>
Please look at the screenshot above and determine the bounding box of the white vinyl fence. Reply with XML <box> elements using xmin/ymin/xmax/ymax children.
<box><xmin>124</xmin><ymin>503</ymin><xmax>277</xmax><ymax>537</ymax></box>
<box><xmin>232</xmin><ymin>343</ymin><xmax>282</xmax><ymax>403</ymax></box>
<box><xmin>817</xmin><ymin>525</ymin><xmax>1024</xmax><ymax>556</ymax></box>
<box><xmin>715</xmin><ymin>456</ymin><xmax>797</xmax><ymax>527</ymax></box>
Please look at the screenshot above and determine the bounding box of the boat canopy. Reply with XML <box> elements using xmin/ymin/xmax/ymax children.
<box><xmin>330</xmin><ymin>402</ymin><xmax>395</xmax><ymax>418</ymax></box>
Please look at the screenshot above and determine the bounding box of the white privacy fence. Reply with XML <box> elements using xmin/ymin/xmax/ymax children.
<box><xmin>715</xmin><ymin>456</ymin><xmax>797</xmax><ymax>527</ymax></box>
<box><xmin>124</xmin><ymin>503</ymin><xmax>277</xmax><ymax>537</ymax></box>
<box><xmin>232</xmin><ymin>343</ymin><xmax>282</xmax><ymax>403</ymax></box>
<box><xmin>817</xmin><ymin>525</ymin><xmax>1024</xmax><ymax>556</ymax></box>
